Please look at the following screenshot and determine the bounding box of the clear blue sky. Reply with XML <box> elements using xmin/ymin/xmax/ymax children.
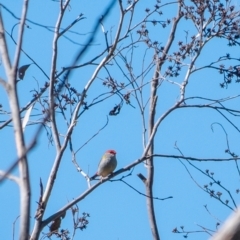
<box><xmin>1</xmin><ymin>0</ymin><xmax>240</xmax><ymax>239</ymax></box>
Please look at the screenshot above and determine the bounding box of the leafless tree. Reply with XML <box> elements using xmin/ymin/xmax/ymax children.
<box><xmin>0</xmin><ymin>0</ymin><xmax>240</xmax><ymax>239</ymax></box>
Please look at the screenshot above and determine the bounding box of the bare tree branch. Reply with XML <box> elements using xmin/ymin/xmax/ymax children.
<box><xmin>1</xmin><ymin>1</ymin><xmax>31</xmax><ymax>239</ymax></box>
<box><xmin>0</xmin><ymin>9</ymin><xmax>12</xmax><ymax>73</ymax></box>
<box><xmin>0</xmin><ymin>170</ymin><xmax>19</xmax><ymax>184</ymax></box>
<box><xmin>31</xmin><ymin>1</ymin><xmax>117</xmax><ymax>238</ymax></box>
<box><xmin>49</xmin><ymin>0</ymin><xmax>71</xmax><ymax>151</ymax></box>
<box><xmin>211</xmin><ymin>208</ymin><xmax>240</xmax><ymax>240</ymax></box>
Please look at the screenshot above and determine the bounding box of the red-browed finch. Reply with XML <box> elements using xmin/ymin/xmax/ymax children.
<box><xmin>90</xmin><ymin>150</ymin><xmax>117</xmax><ymax>180</ymax></box>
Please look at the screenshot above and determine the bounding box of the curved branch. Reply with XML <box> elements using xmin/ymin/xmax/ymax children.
<box><xmin>31</xmin><ymin>1</ymin><xmax>118</xmax><ymax>238</ymax></box>
<box><xmin>38</xmin><ymin>151</ymin><xmax>240</xmax><ymax>231</ymax></box>
<box><xmin>49</xmin><ymin>0</ymin><xmax>71</xmax><ymax>151</ymax></box>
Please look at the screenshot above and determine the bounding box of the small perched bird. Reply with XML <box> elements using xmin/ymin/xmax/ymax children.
<box><xmin>90</xmin><ymin>150</ymin><xmax>117</xmax><ymax>180</ymax></box>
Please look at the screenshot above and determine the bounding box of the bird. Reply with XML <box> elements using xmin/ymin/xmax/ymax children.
<box><xmin>90</xmin><ymin>150</ymin><xmax>117</xmax><ymax>180</ymax></box>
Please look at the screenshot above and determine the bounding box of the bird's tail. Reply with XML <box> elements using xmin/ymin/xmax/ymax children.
<box><xmin>89</xmin><ymin>173</ymin><xmax>98</xmax><ymax>181</ymax></box>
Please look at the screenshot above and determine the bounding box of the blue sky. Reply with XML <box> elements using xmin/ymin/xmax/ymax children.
<box><xmin>1</xmin><ymin>0</ymin><xmax>240</xmax><ymax>239</ymax></box>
